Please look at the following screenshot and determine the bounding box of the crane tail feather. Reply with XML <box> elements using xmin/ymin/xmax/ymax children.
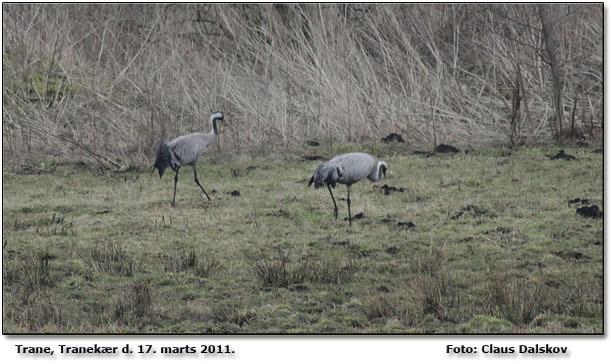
<box><xmin>310</xmin><ymin>162</ymin><xmax>338</xmax><ymax>189</ymax></box>
<box><xmin>154</xmin><ymin>141</ymin><xmax>171</xmax><ymax>179</ymax></box>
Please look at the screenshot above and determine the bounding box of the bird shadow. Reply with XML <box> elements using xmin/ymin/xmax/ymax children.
<box><xmin>343</xmin><ymin>212</ymin><xmax>365</xmax><ymax>221</ymax></box>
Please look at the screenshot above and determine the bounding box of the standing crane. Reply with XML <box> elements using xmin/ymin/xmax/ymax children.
<box><xmin>152</xmin><ymin>111</ymin><xmax>224</xmax><ymax>206</ymax></box>
<box><xmin>308</xmin><ymin>152</ymin><xmax>388</xmax><ymax>226</ymax></box>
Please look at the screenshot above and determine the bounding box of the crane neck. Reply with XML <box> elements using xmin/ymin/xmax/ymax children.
<box><xmin>375</xmin><ymin>161</ymin><xmax>388</xmax><ymax>181</ymax></box>
<box><xmin>211</xmin><ymin>118</ymin><xmax>218</xmax><ymax>135</ymax></box>
<box><xmin>208</xmin><ymin>112</ymin><xmax>223</xmax><ymax>136</ymax></box>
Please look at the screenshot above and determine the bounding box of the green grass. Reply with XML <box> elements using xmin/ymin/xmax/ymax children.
<box><xmin>2</xmin><ymin>144</ymin><xmax>603</xmax><ymax>333</ymax></box>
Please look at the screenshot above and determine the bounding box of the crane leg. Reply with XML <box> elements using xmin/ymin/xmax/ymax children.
<box><xmin>193</xmin><ymin>169</ymin><xmax>211</xmax><ymax>201</ymax></box>
<box><xmin>172</xmin><ymin>167</ymin><xmax>180</xmax><ymax>207</ymax></box>
<box><xmin>346</xmin><ymin>186</ymin><xmax>352</xmax><ymax>226</ymax></box>
<box><xmin>327</xmin><ymin>184</ymin><xmax>338</xmax><ymax>220</ymax></box>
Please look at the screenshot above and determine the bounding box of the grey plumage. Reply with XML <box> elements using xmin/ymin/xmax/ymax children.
<box><xmin>153</xmin><ymin>111</ymin><xmax>224</xmax><ymax>206</ymax></box>
<box><xmin>308</xmin><ymin>152</ymin><xmax>388</xmax><ymax>225</ymax></box>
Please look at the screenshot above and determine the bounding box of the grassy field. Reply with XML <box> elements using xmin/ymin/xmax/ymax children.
<box><xmin>2</xmin><ymin>143</ymin><xmax>603</xmax><ymax>334</ymax></box>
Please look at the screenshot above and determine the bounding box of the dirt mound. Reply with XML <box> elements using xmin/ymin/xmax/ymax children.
<box><xmin>332</xmin><ymin>240</ymin><xmax>350</xmax><ymax>246</ymax></box>
<box><xmin>397</xmin><ymin>221</ymin><xmax>415</xmax><ymax>229</ymax></box>
<box><xmin>303</xmin><ymin>155</ymin><xmax>325</xmax><ymax>161</ymax></box>
<box><xmin>344</xmin><ymin>212</ymin><xmax>365</xmax><ymax>221</ymax></box>
<box><xmin>412</xmin><ymin>150</ymin><xmax>434</xmax><ymax>157</ymax></box>
<box><xmin>376</xmin><ymin>184</ymin><xmax>405</xmax><ymax>195</ymax></box>
<box><xmin>385</xmin><ymin>246</ymin><xmax>400</xmax><ymax>255</ymax></box>
<box><xmin>381</xmin><ymin>133</ymin><xmax>405</xmax><ymax>143</ymax></box>
<box><xmin>381</xmin><ymin>218</ymin><xmax>415</xmax><ymax>230</ymax></box>
<box><xmin>553</xmin><ymin>251</ymin><xmax>589</xmax><ymax>261</ymax></box>
<box><xmin>547</xmin><ymin>150</ymin><xmax>576</xmax><ymax>160</ymax></box>
<box><xmin>568</xmin><ymin>197</ymin><xmax>590</xmax><ymax>207</ymax></box>
<box><xmin>435</xmin><ymin>144</ymin><xmax>460</xmax><ymax>153</ymax></box>
<box><xmin>289</xmin><ymin>284</ymin><xmax>309</xmax><ymax>292</ymax></box>
<box><xmin>576</xmin><ymin>205</ymin><xmax>602</xmax><ymax>218</ymax></box>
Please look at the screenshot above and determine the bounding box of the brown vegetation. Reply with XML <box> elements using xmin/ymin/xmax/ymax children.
<box><xmin>2</xmin><ymin>4</ymin><xmax>602</xmax><ymax>169</ymax></box>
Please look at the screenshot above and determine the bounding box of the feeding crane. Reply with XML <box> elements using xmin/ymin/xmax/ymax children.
<box><xmin>152</xmin><ymin>111</ymin><xmax>224</xmax><ymax>206</ymax></box>
<box><xmin>308</xmin><ymin>152</ymin><xmax>388</xmax><ymax>225</ymax></box>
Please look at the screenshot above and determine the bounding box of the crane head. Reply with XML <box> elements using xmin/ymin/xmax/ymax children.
<box><xmin>378</xmin><ymin>161</ymin><xmax>388</xmax><ymax>179</ymax></box>
<box><xmin>210</xmin><ymin>111</ymin><xmax>224</xmax><ymax>122</ymax></box>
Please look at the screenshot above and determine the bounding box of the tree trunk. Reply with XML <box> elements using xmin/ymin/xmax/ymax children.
<box><xmin>538</xmin><ymin>4</ymin><xmax>564</xmax><ymax>142</ymax></box>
